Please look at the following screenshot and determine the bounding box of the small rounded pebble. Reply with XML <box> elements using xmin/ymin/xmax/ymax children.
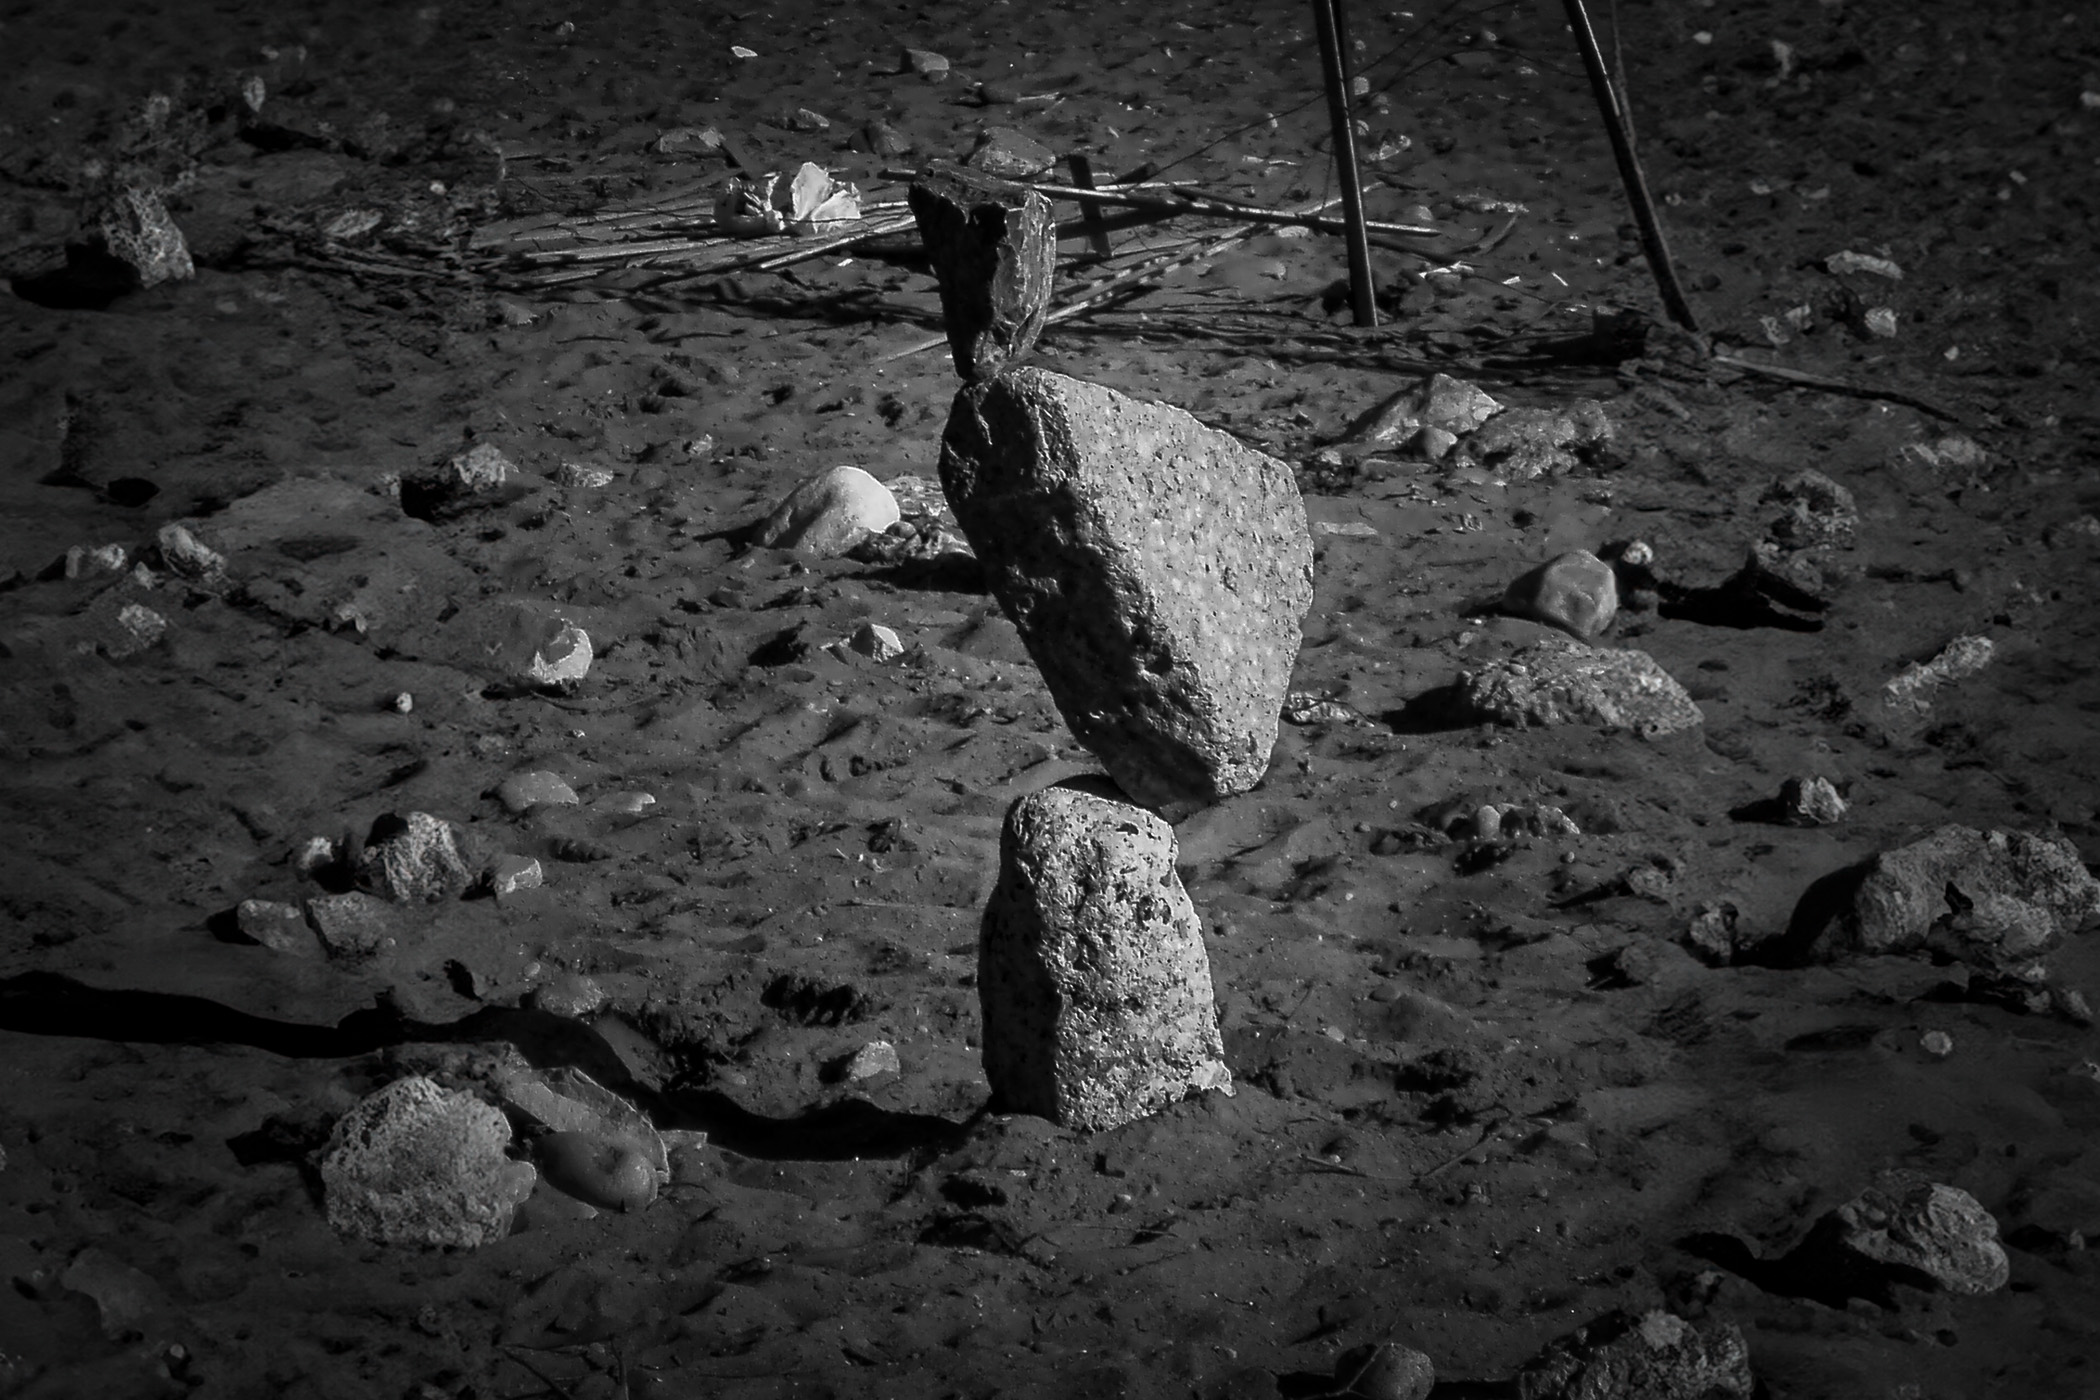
<box><xmin>391</xmin><ymin>692</ymin><xmax>413</xmax><ymax>714</ymax></box>
<box><xmin>535</xmin><ymin>1132</ymin><xmax>658</xmax><ymax>1212</ymax></box>
<box><xmin>1921</xmin><ymin>1031</ymin><xmax>1955</xmax><ymax>1058</ymax></box>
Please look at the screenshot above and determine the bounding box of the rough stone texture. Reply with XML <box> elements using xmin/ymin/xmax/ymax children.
<box><xmin>1883</xmin><ymin>633</ymin><xmax>1994</xmax><ymax>715</ymax></box>
<box><xmin>1501</xmin><ymin>549</ymin><xmax>1619</xmax><ymax>638</ymax></box>
<box><xmin>940</xmin><ymin>367</ymin><xmax>1314</xmax><ymax>808</ymax></box>
<box><xmin>753</xmin><ymin>464</ymin><xmax>900</xmax><ymax>556</ymax></box>
<box><xmin>1777</xmin><ymin>775</ymin><xmax>1848</xmax><ymax>826</ymax></box>
<box><xmin>1339</xmin><ymin>372</ymin><xmax>1502</xmax><ymax>456</ymax></box>
<box><xmin>155</xmin><ymin>523</ymin><xmax>226</xmax><ymax>583</ymax></box>
<box><xmin>356</xmin><ymin>812</ymin><xmax>483</xmax><ymax>903</ymax></box>
<box><xmin>305</xmin><ymin>891</ymin><xmax>398</xmax><ymax>957</ymax></box>
<box><xmin>321</xmin><ymin>1076</ymin><xmax>534</xmax><ymax>1248</ymax></box>
<box><xmin>525</xmin><ymin>621</ymin><xmax>593</xmax><ymax>686</ymax></box>
<box><xmin>1832</xmin><ymin>824</ymin><xmax>2100</xmax><ymax>959</ymax></box>
<box><xmin>849</xmin><ymin>621</ymin><xmax>904</xmax><ymax>661</ymax></box>
<box><xmin>965</xmin><ymin>126</ymin><xmax>1056</xmax><ymax>179</ymax></box>
<box><xmin>1452</xmin><ymin>400</ymin><xmax>1613</xmax><ymax>481</ymax></box>
<box><xmin>96</xmin><ymin>187</ymin><xmax>194</xmax><ymax>289</ymax></box>
<box><xmin>1459</xmin><ymin>640</ymin><xmax>1704</xmax><ymax>737</ymax></box>
<box><xmin>910</xmin><ymin>164</ymin><xmax>1055</xmax><ymax>382</ymax></box>
<box><xmin>1762</xmin><ymin>468</ymin><xmax>1857</xmax><ymax>548</ymax></box>
<box><xmin>488</xmin><ymin>853</ymin><xmax>543</xmax><ymax>897</ymax></box>
<box><xmin>236</xmin><ymin>898</ymin><xmax>317</xmax><ymax>955</ymax></box>
<box><xmin>979</xmin><ymin>783</ymin><xmax>1232</xmax><ymax>1131</ymax></box>
<box><xmin>495</xmin><ymin>1065</ymin><xmax>668</xmax><ymax>1180</ymax></box>
<box><xmin>1807</xmin><ymin>1173</ymin><xmax>2010</xmax><ymax>1295</ymax></box>
<box><xmin>1514</xmin><ymin>1309</ymin><xmax>1754</xmax><ymax>1400</ymax></box>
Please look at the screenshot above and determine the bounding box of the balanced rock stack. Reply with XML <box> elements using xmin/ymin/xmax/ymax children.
<box><xmin>979</xmin><ymin>782</ymin><xmax>1231</xmax><ymax>1131</ymax></box>
<box><xmin>911</xmin><ymin>163</ymin><xmax>1315</xmax><ymax>1128</ymax></box>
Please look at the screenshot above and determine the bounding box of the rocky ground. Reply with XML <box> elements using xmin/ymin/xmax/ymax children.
<box><xmin>2</xmin><ymin>0</ymin><xmax>2100</xmax><ymax>1396</ymax></box>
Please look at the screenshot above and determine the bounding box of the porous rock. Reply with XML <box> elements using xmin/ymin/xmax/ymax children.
<box><xmin>1829</xmin><ymin>823</ymin><xmax>2100</xmax><ymax>959</ymax></box>
<box><xmin>1801</xmin><ymin>1173</ymin><xmax>2009</xmax><ymax>1296</ymax></box>
<box><xmin>356</xmin><ymin>811</ymin><xmax>484</xmax><ymax>903</ymax></box>
<box><xmin>909</xmin><ymin>163</ymin><xmax>1056</xmax><ymax>382</ymax></box>
<box><xmin>320</xmin><ymin>1075</ymin><xmax>535</xmax><ymax>1248</ymax></box>
<box><xmin>1515</xmin><ymin>1308</ymin><xmax>1754</xmax><ymax>1400</ymax></box>
<box><xmin>305</xmin><ymin>890</ymin><xmax>398</xmax><ymax>957</ymax></box>
<box><xmin>1501</xmin><ymin>549</ymin><xmax>1618</xmax><ymax>638</ymax></box>
<box><xmin>1334</xmin><ymin>1341</ymin><xmax>1435</xmax><ymax>1400</ymax></box>
<box><xmin>1459</xmin><ymin>639</ymin><xmax>1703</xmax><ymax>737</ymax></box>
<box><xmin>939</xmin><ymin>367</ymin><xmax>1314</xmax><ymax>809</ymax></box>
<box><xmin>1777</xmin><ymin>775</ymin><xmax>1847</xmax><ymax>826</ymax></box>
<box><xmin>95</xmin><ymin>187</ymin><xmax>194</xmax><ymax>289</ymax></box>
<box><xmin>979</xmin><ymin>782</ymin><xmax>1232</xmax><ymax>1131</ymax></box>
<box><xmin>965</xmin><ymin>126</ymin><xmax>1056</xmax><ymax>179</ymax></box>
<box><xmin>1762</xmin><ymin>468</ymin><xmax>1857</xmax><ymax>549</ymax></box>
<box><xmin>1452</xmin><ymin>399</ymin><xmax>1613</xmax><ymax>481</ymax></box>
<box><xmin>237</xmin><ymin>898</ymin><xmax>318</xmax><ymax>955</ymax></box>
<box><xmin>752</xmin><ymin>464</ymin><xmax>900</xmax><ymax>556</ymax></box>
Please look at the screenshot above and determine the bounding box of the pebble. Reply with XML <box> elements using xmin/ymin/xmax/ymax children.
<box><xmin>488</xmin><ymin>853</ymin><xmax>543</xmax><ymax>897</ymax></box>
<box><xmin>1921</xmin><ymin>1030</ymin><xmax>1955</xmax><ymax>1058</ymax></box>
<box><xmin>236</xmin><ymin>898</ymin><xmax>317</xmax><ymax>956</ymax></box>
<box><xmin>1778</xmin><ymin>774</ymin><xmax>1848</xmax><ymax>825</ymax></box>
<box><xmin>555</xmin><ymin>462</ymin><xmax>616</xmax><ymax>489</ymax></box>
<box><xmin>356</xmin><ymin>811</ymin><xmax>481</xmax><ymax>903</ymax></box>
<box><xmin>64</xmin><ymin>543</ymin><xmax>127</xmax><ymax>578</ymax></box>
<box><xmin>529</xmin><ymin>972</ymin><xmax>606</xmax><ymax>1019</ymax></box>
<box><xmin>497</xmin><ymin>770</ymin><xmax>580</xmax><ymax>814</ymax></box>
<box><xmin>535</xmin><ymin>1131</ymin><xmax>659</xmax><ymax>1212</ymax></box>
<box><xmin>156</xmin><ymin>524</ymin><xmax>227</xmax><ymax>582</ymax></box>
<box><xmin>1762</xmin><ymin>468</ymin><xmax>1858</xmax><ymax>549</ymax></box>
<box><xmin>902</xmin><ymin>46</ymin><xmax>950</xmax><ymax>80</ymax></box>
<box><xmin>1884</xmin><ymin>634</ymin><xmax>1993</xmax><ymax>714</ymax></box>
<box><xmin>834</xmin><ymin>1040</ymin><xmax>901</xmax><ymax>1082</ymax></box>
<box><xmin>390</xmin><ymin>691</ymin><xmax>414</xmax><ymax>714</ymax></box>
<box><xmin>849</xmin><ymin>621</ymin><xmax>904</xmax><ymax>661</ymax></box>
<box><xmin>591</xmin><ymin>790</ymin><xmax>657</xmax><ymax>816</ymax></box>
<box><xmin>526</xmin><ymin>622</ymin><xmax>593</xmax><ymax>686</ymax></box>
<box><xmin>305</xmin><ymin>891</ymin><xmax>398</xmax><ymax>957</ymax></box>
<box><xmin>290</xmin><ymin>835</ymin><xmax>339</xmax><ymax>880</ymax></box>
<box><xmin>444</xmin><ymin>443</ymin><xmax>517</xmax><ymax>494</ymax></box>
<box><xmin>965</xmin><ymin>126</ymin><xmax>1057</xmax><ymax>179</ymax></box>
<box><xmin>753</xmin><ymin>465</ymin><xmax>901</xmax><ymax>557</ymax></box>
<box><xmin>1500</xmin><ymin>549</ymin><xmax>1619</xmax><ymax>639</ymax></box>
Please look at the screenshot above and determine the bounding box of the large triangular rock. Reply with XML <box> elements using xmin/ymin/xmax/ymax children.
<box><xmin>939</xmin><ymin>367</ymin><xmax>1314</xmax><ymax>810</ymax></box>
<box><xmin>909</xmin><ymin>163</ymin><xmax>1055</xmax><ymax>382</ymax></box>
<box><xmin>979</xmin><ymin>782</ymin><xmax>1231</xmax><ymax>1131</ymax></box>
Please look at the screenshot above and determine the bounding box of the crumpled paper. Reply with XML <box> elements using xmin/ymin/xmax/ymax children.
<box><xmin>713</xmin><ymin>162</ymin><xmax>862</xmax><ymax>237</ymax></box>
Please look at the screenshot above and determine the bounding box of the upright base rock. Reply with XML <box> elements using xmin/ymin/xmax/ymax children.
<box><xmin>909</xmin><ymin>164</ymin><xmax>1055</xmax><ymax>382</ymax></box>
<box><xmin>940</xmin><ymin>367</ymin><xmax>1314</xmax><ymax>809</ymax></box>
<box><xmin>979</xmin><ymin>783</ymin><xmax>1231</xmax><ymax>1132</ymax></box>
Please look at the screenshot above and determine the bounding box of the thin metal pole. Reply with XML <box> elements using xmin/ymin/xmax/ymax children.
<box><xmin>1066</xmin><ymin>153</ymin><xmax>1115</xmax><ymax>261</ymax></box>
<box><xmin>1311</xmin><ymin>0</ymin><xmax>1377</xmax><ymax>327</ymax></box>
<box><xmin>1560</xmin><ymin>0</ymin><xmax>1700</xmax><ymax>332</ymax></box>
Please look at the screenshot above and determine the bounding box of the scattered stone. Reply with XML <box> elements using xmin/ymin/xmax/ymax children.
<box><xmin>1500</xmin><ymin>549</ymin><xmax>1619</xmax><ymax>639</ymax></box>
<box><xmin>1315</xmin><ymin>520</ymin><xmax>1380</xmax><ymax>538</ymax></box>
<box><xmin>1334</xmin><ymin>1341</ymin><xmax>1435</xmax><ymax>1400</ymax></box>
<box><xmin>849</xmin><ymin>621</ymin><xmax>905</xmax><ymax>661</ymax></box>
<box><xmin>64</xmin><ymin>543</ymin><xmax>128</xmax><ymax>578</ymax></box>
<box><xmin>1762</xmin><ymin>469</ymin><xmax>1857</xmax><ymax>549</ymax></box>
<box><xmin>487</xmin><ymin>854</ymin><xmax>543</xmax><ymax>898</ymax></box>
<box><xmin>1737</xmin><ymin>538</ymin><xmax>1849</xmax><ymax>609</ymax></box>
<box><xmin>909</xmin><ymin>163</ymin><xmax>1056</xmax><ymax>382</ymax></box>
<box><xmin>654</xmin><ymin>125</ymin><xmax>725</xmax><ymax>157</ymax></box>
<box><xmin>591</xmin><ymin>790</ymin><xmax>657</xmax><ymax>817</ymax></box>
<box><xmin>399</xmin><ymin>443</ymin><xmax>518</xmax><ymax>518</ymax></box>
<box><xmin>86</xmin><ymin>600</ymin><xmax>167</xmax><ymax>659</ymax></box>
<box><xmin>1461</xmin><ymin>803</ymin><xmax>1579</xmax><ymax>840</ymax></box>
<box><xmin>554</xmin><ymin>461</ymin><xmax>616</xmax><ymax>489</ymax></box>
<box><xmin>442</xmin><ymin>443</ymin><xmax>516</xmax><ymax>493</ymax></box>
<box><xmin>1829</xmin><ymin>823</ymin><xmax>2100</xmax><ymax>960</ymax></box>
<box><xmin>1921</xmin><ymin>1030</ymin><xmax>1954</xmax><ymax>1058</ymax></box>
<box><xmin>291</xmin><ymin>835</ymin><xmax>340</xmax><ymax>880</ymax></box>
<box><xmin>1458</xmin><ymin>639</ymin><xmax>1704</xmax><ymax>737</ymax></box>
<box><xmin>526</xmin><ymin>621</ymin><xmax>594</xmax><ymax>687</ymax></box>
<box><xmin>940</xmin><ymin>367</ymin><xmax>1314</xmax><ymax>809</ymax></box>
<box><xmin>390</xmin><ymin>691</ymin><xmax>413</xmax><ymax>714</ymax></box>
<box><xmin>1862</xmin><ymin>306</ymin><xmax>1899</xmax><ymax>338</ymax></box>
<box><xmin>1514</xmin><ymin>1308</ymin><xmax>1754</xmax><ymax>1400</ymax></box>
<box><xmin>1891</xmin><ymin>434</ymin><xmax>1987</xmax><ymax>478</ymax></box>
<box><xmin>534</xmin><ymin>1132</ymin><xmax>660</xmax><ymax>1211</ymax></box>
<box><xmin>320</xmin><ymin>1076</ymin><xmax>535</xmax><ymax>1248</ymax></box>
<box><xmin>865</xmin><ymin>120</ymin><xmax>913</xmax><ymax>159</ymax></box>
<box><xmin>528</xmin><ymin>972</ymin><xmax>606</xmax><ymax>1019</ymax></box>
<box><xmin>356</xmin><ymin>812</ymin><xmax>483</xmax><ymax>903</ymax></box>
<box><xmin>903</xmin><ymin>46</ymin><xmax>951</xmax><ymax>80</ymax></box>
<box><xmin>95</xmin><ymin>187</ymin><xmax>194</xmax><ymax>289</ymax></box>
<box><xmin>236</xmin><ymin>898</ymin><xmax>318</xmax><ymax>956</ymax></box>
<box><xmin>495</xmin><ymin>1065</ymin><xmax>668</xmax><ymax>1183</ymax></box>
<box><xmin>785</xmin><ymin>108</ymin><xmax>831</xmax><ymax>133</ymax></box>
<box><xmin>752</xmin><ymin>464</ymin><xmax>901</xmax><ymax>556</ymax></box>
<box><xmin>1801</xmin><ymin>1173</ymin><xmax>2009</xmax><ymax>1296</ymax></box>
<box><xmin>1778</xmin><ymin>775</ymin><xmax>1848</xmax><ymax>826</ymax></box>
<box><xmin>154</xmin><ymin>523</ymin><xmax>226</xmax><ymax>583</ymax></box>
<box><xmin>305</xmin><ymin>891</ymin><xmax>399</xmax><ymax>957</ymax></box>
<box><xmin>978</xmin><ymin>782</ymin><xmax>1232</xmax><ymax>1132</ymax></box>
<box><xmin>965</xmin><ymin>126</ymin><xmax>1056</xmax><ymax>180</ymax></box>
<box><xmin>1282</xmin><ymin>691</ymin><xmax>1363</xmax><ymax>726</ymax></box>
<box><xmin>829</xmin><ymin>1040</ymin><xmax>902</xmax><ymax>1083</ymax></box>
<box><xmin>1452</xmin><ymin>399</ymin><xmax>1614</xmax><ymax>481</ymax></box>
<box><xmin>1825</xmin><ymin>250</ymin><xmax>1903</xmax><ymax>280</ymax></box>
<box><xmin>1884</xmin><ymin>634</ymin><xmax>1993</xmax><ymax>715</ymax></box>
<box><xmin>1339</xmin><ymin>371</ymin><xmax>1502</xmax><ymax>456</ymax></box>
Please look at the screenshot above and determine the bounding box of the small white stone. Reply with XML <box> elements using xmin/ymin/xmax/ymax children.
<box><xmin>849</xmin><ymin>622</ymin><xmax>904</xmax><ymax>662</ymax></box>
<box><xmin>840</xmin><ymin>1040</ymin><xmax>901</xmax><ymax>1081</ymax></box>
<box><xmin>497</xmin><ymin>771</ymin><xmax>580</xmax><ymax>814</ymax></box>
<box><xmin>555</xmin><ymin>462</ymin><xmax>616</xmax><ymax>489</ymax></box>
<box><xmin>488</xmin><ymin>854</ymin><xmax>543</xmax><ymax>897</ymax></box>
<box><xmin>752</xmin><ymin>465</ymin><xmax>900</xmax><ymax>557</ymax></box>
<box><xmin>527</xmin><ymin>622</ymin><xmax>593</xmax><ymax>685</ymax></box>
<box><xmin>391</xmin><ymin>692</ymin><xmax>414</xmax><ymax>714</ymax></box>
<box><xmin>1921</xmin><ymin>1031</ymin><xmax>1954</xmax><ymax>1058</ymax></box>
<box><xmin>115</xmin><ymin>603</ymin><xmax>167</xmax><ymax>648</ymax></box>
<box><xmin>591</xmin><ymin>790</ymin><xmax>657</xmax><ymax>816</ymax></box>
<box><xmin>291</xmin><ymin>835</ymin><xmax>339</xmax><ymax>879</ymax></box>
<box><xmin>156</xmin><ymin>523</ymin><xmax>227</xmax><ymax>581</ymax></box>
